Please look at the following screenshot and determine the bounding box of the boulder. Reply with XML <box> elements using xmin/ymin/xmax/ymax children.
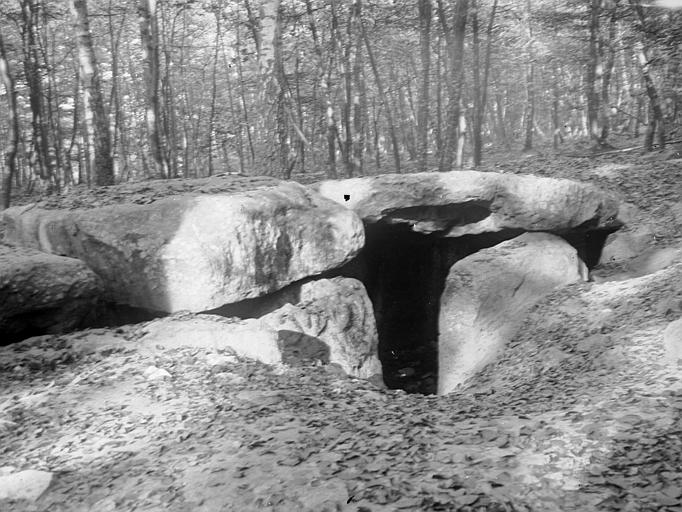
<box><xmin>138</xmin><ymin>277</ymin><xmax>381</xmax><ymax>379</ymax></box>
<box><xmin>0</xmin><ymin>245</ymin><xmax>102</xmax><ymax>343</ymax></box>
<box><xmin>3</xmin><ymin>178</ymin><xmax>364</xmax><ymax>313</ymax></box>
<box><xmin>598</xmin><ymin>202</ymin><xmax>664</xmax><ymax>268</ymax></box>
<box><xmin>315</xmin><ymin>171</ymin><xmax>619</xmax><ymax>236</ymax></box>
<box><xmin>600</xmin><ymin>225</ymin><xmax>655</xmax><ymax>265</ymax></box>
<box><xmin>261</xmin><ymin>277</ymin><xmax>382</xmax><ymax>379</ymax></box>
<box><xmin>0</xmin><ymin>469</ymin><xmax>52</xmax><ymax>502</ymax></box>
<box><xmin>598</xmin><ymin>245</ymin><xmax>682</xmax><ymax>282</ymax></box>
<box><xmin>438</xmin><ymin>233</ymin><xmax>588</xmax><ymax>394</ymax></box>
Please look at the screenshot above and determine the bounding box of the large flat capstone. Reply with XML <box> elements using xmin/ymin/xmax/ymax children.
<box><xmin>315</xmin><ymin>171</ymin><xmax>620</xmax><ymax>236</ymax></box>
<box><xmin>3</xmin><ymin>177</ymin><xmax>364</xmax><ymax>313</ymax></box>
<box><xmin>438</xmin><ymin>232</ymin><xmax>588</xmax><ymax>395</ymax></box>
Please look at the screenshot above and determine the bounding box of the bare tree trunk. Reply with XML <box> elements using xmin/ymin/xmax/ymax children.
<box><xmin>522</xmin><ymin>0</ymin><xmax>535</xmax><ymax>152</ymax></box>
<box><xmin>471</xmin><ymin>0</ymin><xmax>497</xmax><ymax>166</ymax></box>
<box><xmin>630</xmin><ymin>0</ymin><xmax>665</xmax><ymax>151</ymax></box>
<box><xmin>138</xmin><ymin>0</ymin><xmax>168</xmax><ymax>178</ymax></box>
<box><xmin>599</xmin><ymin>2</ymin><xmax>617</xmax><ymax>144</ymax></box>
<box><xmin>552</xmin><ymin>63</ymin><xmax>564</xmax><ymax>149</ymax></box>
<box><xmin>207</xmin><ymin>10</ymin><xmax>221</xmax><ymax>176</ymax></box>
<box><xmin>437</xmin><ymin>0</ymin><xmax>468</xmax><ymax>172</ymax></box>
<box><xmin>456</xmin><ymin>102</ymin><xmax>466</xmax><ymax>167</ymax></box>
<box><xmin>636</xmin><ymin>44</ymin><xmax>665</xmax><ymax>151</ymax></box>
<box><xmin>107</xmin><ymin>0</ymin><xmax>129</xmax><ymax>181</ymax></box>
<box><xmin>0</xmin><ymin>30</ymin><xmax>19</xmax><ymax>208</ymax></box>
<box><xmin>235</xmin><ymin>8</ymin><xmax>256</xmax><ymax>166</ymax></box>
<box><xmin>352</xmin><ymin>0</ymin><xmax>366</xmax><ymax>176</ymax></box>
<box><xmin>39</xmin><ymin>19</ymin><xmax>62</xmax><ymax>192</ymax></box>
<box><xmin>257</xmin><ymin>0</ymin><xmax>288</xmax><ymax>177</ymax></box>
<box><xmin>417</xmin><ymin>0</ymin><xmax>432</xmax><ymax>172</ymax></box>
<box><xmin>495</xmin><ymin>90</ymin><xmax>509</xmax><ymax>148</ymax></box>
<box><xmin>223</xmin><ymin>42</ymin><xmax>245</xmax><ymax>176</ymax></box>
<box><xmin>160</xmin><ymin>3</ymin><xmax>179</xmax><ymax>178</ymax></box>
<box><xmin>363</xmin><ymin>19</ymin><xmax>401</xmax><ymax>172</ymax></box>
<box><xmin>67</xmin><ymin>64</ymin><xmax>80</xmax><ymax>185</ymax></box>
<box><xmin>586</xmin><ymin>0</ymin><xmax>602</xmax><ymax>143</ymax></box>
<box><xmin>305</xmin><ymin>0</ymin><xmax>337</xmax><ymax>178</ymax></box>
<box><xmin>435</xmin><ymin>35</ymin><xmax>444</xmax><ymax>157</ymax></box>
<box><xmin>342</xmin><ymin>1</ymin><xmax>354</xmax><ymax>176</ymax></box>
<box><xmin>71</xmin><ymin>0</ymin><xmax>114</xmax><ymax>186</ymax></box>
<box><xmin>20</xmin><ymin>0</ymin><xmax>51</xmax><ymax>184</ymax></box>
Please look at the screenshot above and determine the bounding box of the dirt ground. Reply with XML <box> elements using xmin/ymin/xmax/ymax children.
<box><xmin>1</xmin><ymin>146</ymin><xmax>681</xmax><ymax>511</ymax></box>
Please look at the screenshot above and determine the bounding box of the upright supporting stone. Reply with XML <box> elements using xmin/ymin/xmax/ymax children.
<box><xmin>438</xmin><ymin>233</ymin><xmax>588</xmax><ymax>394</ymax></box>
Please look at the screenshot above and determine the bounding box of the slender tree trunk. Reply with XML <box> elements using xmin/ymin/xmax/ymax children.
<box><xmin>352</xmin><ymin>0</ymin><xmax>366</xmax><ymax>176</ymax></box>
<box><xmin>223</xmin><ymin>44</ymin><xmax>245</xmax><ymax>176</ymax></box>
<box><xmin>456</xmin><ymin>101</ymin><xmax>466</xmax><ymax>167</ymax></box>
<box><xmin>495</xmin><ymin>90</ymin><xmax>509</xmax><ymax>148</ymax></box>
<box><xmin>107</xmin><ymin>0</ymin><xmax>129</xmax><ymax>181</ymax></box>
<box><xmin>636</xmin><ymin>44</ymin><xmax>665</xmax><ymax>151</ymax></box>
<box><xmin>630</xmin><ymin>0</ymin><xmax>665</xmax><ymax>150</ymax></box>
<box><xmin>138</xmin><ymin>0</ymin><xmax>168</xmax><ymax>178</ymax></box>
<box><xmin>372</xmin><ymin>97</ymin><xmax>381</xmax><ymax>169</ymax></box>
<box><xmin>435</xmin><ymin>35</ymin><xmax>443</xmax><ymax>157</ymax></box>
<box><xmin>207</xmin><ymin>10</ymin><xmax>221</xmax><ymax>176</ymax></box>
<box><xmin>471</xmin><ymin>0</ymin><xmax>497</xmax><ymax>166</ymax></box>
<box><xmin>363</xmin><ymin>20</ymin><xmax>401</xmax><ymax>172</ymax></box>
<box><xmin>305</xmin><ymin>0</ymin><xmax>337</xmax><ymax>178</ymax></box>
<box><xmin>599</xmin><ymin>2</ymin><xmax>617</xmax><ymax>144</ymax></box>
<box><xmin>0</xmin><ymin>30</ymin><xmax>19</xmax><ymax>208</ymax></box>
<box><xmin>438</xmin><ymin>0</ymin><xmax>468</xmax><ymax>172</ymax></box>
<box><xmin>161</xmin><ymin>4</ymin><xmax>179</xmax><ymax>178</ymax></box>
<box><xmin>235</xmin><ymin>9</ymin><xmax>255</xmax><ymax>166</ymax></box>
<box><xmin>71</xmin><ymin>0</ymin><xmax>114</xmax><ymax>186</ymax></box>
<box><xmin>394</xmin><ymin>64</ymin><xmax>417</xmax><ymax>161</ymax></box>
<box><xmin>472</xmin><ymin>1</ymin><xmax>482</xmax><ymax>163</ymax></box>
<box><xmin>20</xmin><ymin>0</ymin><xmax>51</xmax><ymax>184</ymax></box>
<box><xmin>258</xmin><ymin>0</ymin><xmax>288</xmax><ymax>176</ymax></box>
<box><xmin>552</xmin><ymin>63</ymin><xmax>564</xmax><ymax>149</ymax></box>
<box><xmin>417</xmin><ymin>0</ymin><xmax>432</xmax><ymax>172</ymax></box>
<box><xmin>586</xmin><ymin>0</ymin><xmax>602</xmax><ymax>143</ymax></box>
<box><xmin>39</xmin><ymin>20</ymin><xmax>61</xmax><ymax>191</ymax></box>
<box><xmin>67</xmin><ymin>65</ymin><xmax>80</xmax><ymax>185</ymax></box>
<box><xmin>522</xmin><ymin>0</ymin><xmax>535</xmax><ymax>151</ymax></box>
<box><xmin>342</xmin><ymin>2</ymin><xmax>354</xmax><ymax>176</ymax></box>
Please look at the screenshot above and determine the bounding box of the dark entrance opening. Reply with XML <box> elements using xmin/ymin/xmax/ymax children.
<box><xmin>329</xmin><ymin>219</ymin><xmax>619</xmax><ymax>395</ymax></box>
<box><xmin>330</xmin><ymin>222</ymin><xmax>525</xmax><ymax>394</ymax></box>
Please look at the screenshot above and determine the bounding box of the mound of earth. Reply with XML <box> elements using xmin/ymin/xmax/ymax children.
<box><xmin>0</xmin><ymin>152</ymin><xmax>680</xmax><ymax>511</ymax></box>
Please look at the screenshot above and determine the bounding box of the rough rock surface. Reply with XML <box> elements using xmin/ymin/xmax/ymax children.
<box><xmin>137</xmin><ymin>277</ymin><xmax>380</xmax><ymax>379</ymax></box>
<box><xmin>0</xmin><ymin>245</ymin><xmax>102</xmax><ymax>343</ymax></box>
<box><xmin>315</xmin><ymin>170</ymin><xmax>620</xmax><ymax>236</ymax></box>
<box><xmin>262</xmin><ymin>277</ymin><xmax>382</xmax><ymax>379</ymax></box>
<box><xmin>3</xmin><ymin>178</ymin><xmax>364</xmax><ymax>313</ymax></box>
<box><xmin>438</xmin><ymin>232</ymin><xmax>588</xmax><ymax>394</ymax></box>
<box><xmin>600</xmin><ymin>224</ymin><xmax>656</xmax><ymax>265</ymax></box>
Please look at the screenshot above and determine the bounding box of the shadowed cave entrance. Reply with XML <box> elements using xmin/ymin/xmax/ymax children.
<box><xmin>330</xmin><ymin>220</ymin><xmax>615</xmax><ymax>395</ymax></box>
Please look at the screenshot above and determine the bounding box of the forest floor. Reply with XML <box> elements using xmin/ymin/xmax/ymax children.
<box><xmin>1</xmin><ymin>141</ymin><xmax>681</xmax><ymax>512</ymax></box>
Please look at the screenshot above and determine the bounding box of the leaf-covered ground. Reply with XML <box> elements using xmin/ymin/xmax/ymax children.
<box><xmin>1</xmin><ymin>145</ymin><xmax>681</xmax><ymax>511</ymax></box>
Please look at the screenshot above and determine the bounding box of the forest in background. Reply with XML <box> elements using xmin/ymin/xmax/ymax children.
<box><xmin>0</xmin><ymin>0</ymin><xmax>680</xmax><ymax>207</ymax></box>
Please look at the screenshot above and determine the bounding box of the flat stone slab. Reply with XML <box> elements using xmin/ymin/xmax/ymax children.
<box><xmin>0</xmin><ymin>244</ymin><xmax>102</xmax><ymax>343</ymax></box>
<box><xmin>315</xmin><ymin>171</ymin><xmax>620</xmax><ymax>236</ymax></box>
<box><xmin>3</xmin><ymin>177</ymin><xmax>364</xmax><ymax>313</ymax></box>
